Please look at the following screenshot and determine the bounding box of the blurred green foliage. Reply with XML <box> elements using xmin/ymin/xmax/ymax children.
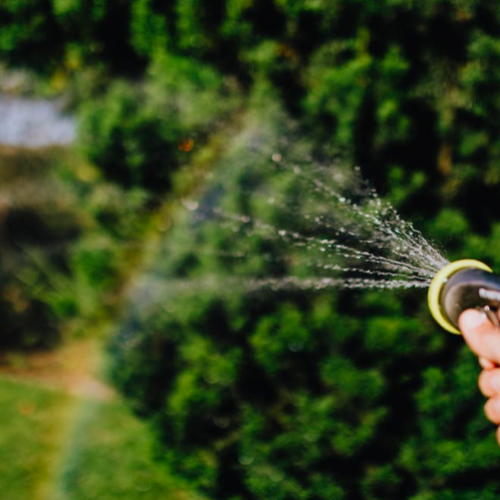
<box><xmin>0</xmin><ymin>145</ymin><xmax>152</xmax><ymax>347</ymax></box>
<box><xmin>108</xmin><ymin>101</ymin><xmax>500</xmax><ymax>499</ymax></box>
<box><xmin>3</xmin><ymin>0</ymin><xmax>500</xmax><ymax>222</ymax></box>
<box><xmin>0</xmin><ymin>147</ymin><xmax>82</xmax><ymax>348</ymax></box>
<box><xmin>3</xmin><ymin>0</ymin><xmax>500</xmax><ymax>499</ymax></box>
<box><xmin>78</xmin><ymin>53</ymin><xmax>236</xmax><ymax>192</ymax></box>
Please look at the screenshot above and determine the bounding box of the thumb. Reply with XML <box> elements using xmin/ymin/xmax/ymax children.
<box><xmin>459</xmin><ymin>309</ymin><xmax>500</xmax><ymax>364</ymax></box>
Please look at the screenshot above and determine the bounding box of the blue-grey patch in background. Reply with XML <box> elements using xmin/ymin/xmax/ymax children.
<box><xmin>0</xmin><ymin>95</ymin><xmax>75</xmax><ymax>147</ymax></box>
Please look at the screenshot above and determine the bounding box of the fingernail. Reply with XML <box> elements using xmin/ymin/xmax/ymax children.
<box><xmin>480</xmin><ymin>357</ymin><xmax>496</xmax><ymax>370</ymax></box>
<box><xmin>459</xmin><ymin>309</ymin><xmax>487</xmax><ymax>331</ymax></box>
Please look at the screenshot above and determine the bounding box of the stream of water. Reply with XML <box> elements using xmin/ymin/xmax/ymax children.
<box><xmin>177</xmin><ymin>149</ymin><xmax>449</xmax><ymax>294</ymax></box>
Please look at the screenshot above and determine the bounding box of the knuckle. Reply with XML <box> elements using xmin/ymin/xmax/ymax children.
<box><xmin>479</xmin><ymin>374</ymin><xmax>488</xmax><ymax>396</ymax></box>
<box><xmin>484</xmin><ymin>398</ymin><xmax>500</xmax><ymax>424</ymax></box>
<box><xmin>479</xmin><ymin>371</ymin><xmax>495</xmax><ymax>397</ymax></box>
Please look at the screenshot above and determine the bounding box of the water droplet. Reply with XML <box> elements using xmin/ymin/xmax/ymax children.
<box><xmin>183</xmin><ymin>200</ymin><xmax>199</xmax><ymax>211</ymax></box>
<box><xmin>239</xmin><ymin>455</ymin><xmax>254</xmax><ymax>465</ymax></box>
<box><xmin>213</xmin><ymin>416</ymin><xmax>230</xmax><ymax>428</ymax></box>
<box><xmin>269</xmin><ymin>469</ymin><xmax>285</xmax><ymax>482</ymax></box>
<box><xmin>305</xmin><ymin>432</ymin><xmax>318</xmax><ymax>442</ymax></box>
<box><xmin>288</xmin><ymin>341</ymin><xmax>304</xmax><ymax>352</ymax></box>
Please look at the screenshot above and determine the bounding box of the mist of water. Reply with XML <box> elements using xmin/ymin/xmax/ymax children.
<box><xmin>174</xmin><ymin>148</ymin><xmax>448</xmax><ymax>295</ymax></box>
<box><xmin>0</xmin><ymin>109</ymin><xmax>448</xmax><ymax>301</ymax></box>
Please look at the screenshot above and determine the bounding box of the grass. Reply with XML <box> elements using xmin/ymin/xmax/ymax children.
<box><xmin>0</xmin><ymin>376</ymin><xmax>201</xmax><ymax>500</ymax></box>
<box><xmin>0</xmin><ymin>378</ymin><xmax>75</xmax><ymax>500</ymax></box>
<box><xmin>51</xmin><ymin>398</ymin><xmax>201</xmax><ymax>500</ymax></box>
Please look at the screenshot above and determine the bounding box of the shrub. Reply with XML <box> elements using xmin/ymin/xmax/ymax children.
<box><xmin>78</xmin><ymin>53</ymin><xmax>236</xmax><ymax>194</ymax></box>
<box><xmin>110</xmin><ymin>99</ymin><xmax>500</xmax><ymax>499</ymax></box>
<box><xmin>0</xmin><ymin>147</ymin><xmax>82</xmax><ymax>348</ymax></box>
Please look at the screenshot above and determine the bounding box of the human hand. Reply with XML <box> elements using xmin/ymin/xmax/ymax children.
<box><xmin>459</xmin><ymin>309</ymin><xmax>500</xmax><ymax>445</ymax></box>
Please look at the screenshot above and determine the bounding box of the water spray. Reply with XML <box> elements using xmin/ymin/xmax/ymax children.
<box><xmin>428</xmin><ymin>259</ymin><xmax>500</xmax><ymax>334</ymax></box>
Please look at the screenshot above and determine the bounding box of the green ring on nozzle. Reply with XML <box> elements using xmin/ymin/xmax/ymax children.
<box><xmin>428</xmin><ymin>259</ymin><xmax>493</xmax><ymax>334</ymax></box>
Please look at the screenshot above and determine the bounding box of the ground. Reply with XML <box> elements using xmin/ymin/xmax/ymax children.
<box><xmin>0</xmin><ymin>339</ymin><xmax>201</xmax><ymax>500</ymax></box>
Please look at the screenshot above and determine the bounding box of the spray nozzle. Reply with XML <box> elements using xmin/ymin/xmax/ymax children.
<box><xmin>428</xmin><ymin>259</ymin><xmax>500</xmax><ymax>334</ymax></box>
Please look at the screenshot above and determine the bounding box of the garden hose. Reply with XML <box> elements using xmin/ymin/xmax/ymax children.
<box><xmin>428</xmin><ymin>259</ymin><xmax>500</xmax><ymax>334</ymax></box>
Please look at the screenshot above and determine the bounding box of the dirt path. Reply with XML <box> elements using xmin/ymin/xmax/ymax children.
<box><xmin>0</xmin><ymin>339</ymin><xmax>115</xmax><ymax>401</ymax></box>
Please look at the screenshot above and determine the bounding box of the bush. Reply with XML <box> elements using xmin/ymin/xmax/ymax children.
<box><xmin>109</xmin><ymin>98</ymin><xmax>500</xmax><ymax>499</ymax></box>
<box><xmin>0</xmin><ymin>147</ymin><xmax>82</xmax><ymax>348</ymax></box>
<box><xmin>78</xmin><ymin>53</ymin><xmax>237</xmax><ymax>193</ymax></box>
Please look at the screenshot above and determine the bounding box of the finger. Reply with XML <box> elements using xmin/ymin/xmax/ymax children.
<box><xmin>484</xmin><ymin>395</ymin><xmax>500</xmax><ymax>424</ymax></box>
<box><xmin>479</xmin><ymin>369</ymin><xmax>500</xmax><ymax>397</ymax></box>
<box><xmin>479</xmin><ymin>357</ymin><xmax>496</xmax><ymax>370</ymax></box>
<box><xmin>459</xmin><ymin>310</ymin><xmax>500</xmax><ymax>365</ymax></box>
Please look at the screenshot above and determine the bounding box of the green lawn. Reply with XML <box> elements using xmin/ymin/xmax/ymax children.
<box><xmin>0</xmin><ymin>378</ymin><xmax>75</xmax><ymax>500</ymax></box>
<box><xmin>0</xmin><ymin>377</ymin><xmax>200</xmax><ymax>500</ymax></box>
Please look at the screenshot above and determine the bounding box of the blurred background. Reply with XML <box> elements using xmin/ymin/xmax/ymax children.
<box><xmin>2</xmin><ymin>1</ymin><xmax>500</xmax><ymax>499</ymax></box>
